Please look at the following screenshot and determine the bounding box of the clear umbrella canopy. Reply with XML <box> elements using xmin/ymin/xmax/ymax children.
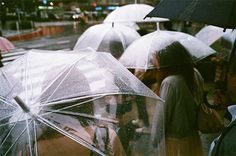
<box><xmin>119</xmin><ymin>30</ymin><xmax>216</xmax><ymax>70</ymax></box>
<box><xmin>195</xmin><ymin>25</ymin><xmax>233</xmax><ymax>46</ymax></box>
<box><xmin>103</xmin><ymin>4</ymin><xmax>169</xmax><ymax>26</ymax></box>
<box><xmin>0</xmin><ymin>49</ymin><xmax>165</xmax><ymax>156</ymax></box>
<box><xmin>196</xmin><ymin>26</ymin><xmax>236</xmax><ymax>61</ymax></box>
<box><xmin>73</xmin><ymin>23</ymin><xmax>141</xmax><ymax>59</ymax></box>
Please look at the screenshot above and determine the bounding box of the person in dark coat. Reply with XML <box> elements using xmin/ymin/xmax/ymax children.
<box><xmin>209</xmin><ymin>48</ymin><xmax>236</xmax><ymax>156</ymax></box>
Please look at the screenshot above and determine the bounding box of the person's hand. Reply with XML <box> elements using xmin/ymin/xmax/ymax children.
<box><xmin>213</xmin><ymin>90</ymin><xmax>228</xmax><ymax>106</ymax></box>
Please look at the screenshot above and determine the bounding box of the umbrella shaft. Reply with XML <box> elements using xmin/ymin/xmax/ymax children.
<box><xmin>14</xmin><ymin>96</ymin><xmax>30</xmax><ymax>113</ymax></box>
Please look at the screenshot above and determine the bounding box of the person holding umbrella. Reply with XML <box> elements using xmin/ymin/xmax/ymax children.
<box><xmin>153</xmin><ymin>41</ymin><xmax>204</xmax><ymax>156</ymax></box>
<box><xmin>209</xmin><ymin>53</ymin><xmax>236</xmax><ymax>156</ymax></box>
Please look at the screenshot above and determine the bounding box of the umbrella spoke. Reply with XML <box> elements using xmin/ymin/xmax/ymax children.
<box><xmin>25</xmin><ymin>119</ymin><xmax>34</xmax><ymax>156</ymax></box>
<box><xmin>33</xmin><ymin>120</ymin><xmax>39</xmax><ymax>156</ymax></box>
<box><xmin>23</xmin><ymin>56</ymin><xmax>30</xmax><ymax>105</ymax></box>
<box><xmin>0</xmin><ymin>120</ymin><xmax>18</xmax><ymax>148</ymax></box>
<box><xmin>1</xmin><ymin>118</ymin><xmax>32</xmax><ymax>156</ymax></box>
<box><xmin>38</xmin><ymin>95</ymin><xmax>120</xmax><ymax>123</ymax></box>
<box><xmin>47</xmin><ymin>110</ymin><xmax>118</xmax><ymax>124</ymax></box>
<box><xmin>0</xmin><ymin>108</ymin><xmax>14</xmax><ymax>111</ymax></box>
<box><xmin>0</xmin><ymin>113</ymin><xmax>24</xmax><ymax>146</ymax></box>
<box><xmin>32</xmin><ymin>95</ymin><xmax>93</xmax><ymax>109</ymax></box>
<box><xmin>35</xmin><ymin>114</ymin><xmax>106</xmax><ymax>156</ymax></box>
<box><xmin>0</xmin><ymin>113</ymin><xmax>15</xmax><ymax>125</ymax></box>
<box><xmin>3</xmin><ymin>127</ymin><xmax>27</xmax><ymax>156</ymax></box>
<box><xmin>39</xmin><ymin>95</ymin><xmax>103</xmax><ymax>113</ymax></box>
<box><xmin>0</xmin><ymin>95</ymin><xmax>17</xmax><ymax>108</ymax></box>
<box><xmin>37</xmin><ymin>60</ymin><xmax>80</xmax><ymax>103</ymax></box>
<box><xmin>4</xmin><ymin>126</ymin><xmax>29</xmax><ymax>156</ymax></box>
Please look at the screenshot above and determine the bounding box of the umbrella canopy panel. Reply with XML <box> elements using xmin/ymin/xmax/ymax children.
<box><xmin>0</xmin><ymin>49</ymin><xmax>165</xmax><ymax>156</ymax></box>
<box><xmin>0</xmin><ymin>37</ymin><xmax>15</xmax><ymax>52</ymax></box>
<box><xmin>103</xmin><ymin>3</ymin><xmax>169</xmax><ymax>31</ymax></box>
<box><xmin>195</xmin><ymin>25</ymin><xmax>233</xmax><ymax>46</ymax></box>
<box><xmin>196</xmin><ymin>26</ymin><xmax>236</xmax><ymax>61</ymax></box>
<box><xmin>146</xmin><ymin>0</ymin><xmax>236</xmax><ymax>29</ymax></box>
<box><xmin>74</xmin><ymin>23</ymin><xmax>141</xmax><ymax>59</ymax></box>
<box><xmin>119</xmin><ymin>30</ymin><xmax>216</xmax><ymax>70</ymax></box>
<box><xmin>104</xmin><ymin>3</ymin><xmax>169</xmax><ymax>23</ymax></box>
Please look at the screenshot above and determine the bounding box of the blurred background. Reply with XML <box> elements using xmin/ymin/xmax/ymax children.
<box><xmin>0</xmin><ymin>0</ymin><xmax>160</xmax><ymax>30</ymax></box>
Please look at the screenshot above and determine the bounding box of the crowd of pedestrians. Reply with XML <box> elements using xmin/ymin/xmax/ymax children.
<box><xmin>124</xmin><ymin>22</ymin><xmax>236</xmax><ymax>156</ymax></box>
<box><xmin>0</xmin><ymin>15</ymin><xmax>236</xmax><ymax>155</ymax></box>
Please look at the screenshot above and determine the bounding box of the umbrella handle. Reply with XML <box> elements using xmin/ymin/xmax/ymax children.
<box><xmin>14</xmin><ymin>96</ymin><xmax>30</xmax><ymax>112</ymax></box>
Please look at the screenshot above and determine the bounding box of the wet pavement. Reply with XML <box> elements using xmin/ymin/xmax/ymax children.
<box><xmin>1</xmin><ymin>21</ymin><xmax>97</xmax><ymax>65</ymax></box>
<box><xmin>2</xmin><ymin>21</ymin><xmax>98</xmax><ymax>50</ymax></box>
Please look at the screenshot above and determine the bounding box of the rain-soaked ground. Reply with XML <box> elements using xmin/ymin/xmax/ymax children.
<box><xmin>8</xmin><ymin>21</ymin><xmax>92</xmax><ymax>50</ymax></box>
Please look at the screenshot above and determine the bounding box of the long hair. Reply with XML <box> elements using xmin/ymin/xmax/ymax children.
<box><xmin>156</xmin><ymin>41</ymin><xmax>195</xmax><ymax>94</ymax></box>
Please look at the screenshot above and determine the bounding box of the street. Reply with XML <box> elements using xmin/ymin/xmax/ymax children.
<box><xmin>1</xmin><ymin>21</ymin><xmax>93</xmax><ymax>65</ymax></box>
<box><xmin>12</xmin><ymin>22</ymin><xmax>90</xmax><ymax>50</ymax></box>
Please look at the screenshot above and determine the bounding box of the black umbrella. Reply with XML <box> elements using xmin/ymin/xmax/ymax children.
<box><xmin>145</xmin><ymin>0</ymin><xmax>236</xmax><ymax>29</ymax></box>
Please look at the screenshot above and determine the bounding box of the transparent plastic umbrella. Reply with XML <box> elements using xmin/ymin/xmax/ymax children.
<box><xmin>195</xmin><ymin>26</ymin><xmax>236</xmax><ymax>61</ymax></box>
<box><xmin>0</xmin><ymin>49</ymin><xmax>165</xmax><ymax>156</ymax></box>
<box><xmin>195</xmin><ymin>25</ymin><xmax>234</xmax><ymax>46</ymax></box>
<box><xmin>73</xmin><ymin>23</ymin><xmax>141</xmax><ymax>59</ymax></box>
<box><xmin>103</xmin><ymin>4</ymin><xmax>169</xmax><ymax>24</ymax></box>
<box><xmin>0</xmin><ymin>37</ymin><xmax>15</xmax><ymax>52</ymax></box>
<box><xmin>119</xmin><ymin>30</ymin><xmax>216</xmax><ymax>70</ymax></box>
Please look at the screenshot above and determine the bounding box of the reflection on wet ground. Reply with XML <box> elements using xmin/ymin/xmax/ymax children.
<box><xmin>6</xmin><ymin>26</ymin><xmax>63</xmax><ymax>42</ymax></box>
<box><xmin>6</xmin><ymin>21</ymin><xmax>90</xmax><ymax>42</ymax></box>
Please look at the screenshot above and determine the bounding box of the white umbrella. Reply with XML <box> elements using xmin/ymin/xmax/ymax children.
<box><xmin>103</xmin><ymin>4</ymin><xmax>169</xmax><ymax>30</ymax></box>
<box><xmin>73</xmin><ymin>23</ymin><xmax>141</xmax><ymax>59</ymax></box>
<box><xmin>104</xmin><ymin>4</ymin><xmax>169</xmax><ymax>23</ymax></box>
<box><xmin>196</xmin><ymin>26</ymin><xmax>236</xmax><ymax>61</ymax></box>
<box><xmin>195</xmin><ymin>25</ymin><xmax>233</xmax><ymax>46</ymax></box>
<box><xmin>119</xmin><ymin>30</ymin><xmax>216</xmax><ymax>70</ymax></box>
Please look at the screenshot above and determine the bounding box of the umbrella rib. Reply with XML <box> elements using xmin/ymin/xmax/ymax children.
<box><xmin>35</xmin><ymin>60</ymin><xmax>79</xmax><ymax>104</ymax></box>
<box><xmin>37</xmin><ymin>96</ymin><xmax>103</xmax><ymax>111</ymax></box>
<box><xmin>47</xmin><ymin>110</ymin><xmax>119</xmax><ymax>124</ymax></box>
<box><xmin>0</xmin><ymin>70</ymin><xmax>17</xmax><ymax>95</ymax></box>
<box><xmin>0</xmin><ymin>113</ymin><xmax>26</xmax><ymax>156</ymax></box>
<box><xmin>95</xmin><ymin>26</ymin><xmax>111</xmax><ymax>50</ymax></box>
<box><xmin>146</xmin><ymin>32</ymin><xmax>157</xmax><ymax>70</ymax></box>
<box><xmin>3</xmin><ymin>122</ymin><xmax>32</xmax><ymax>156</ymax></box>
<box><xmin>0</xmin><ymin>96</ymin><xmax>17</xmax><ymax>108</ymax></box>
<box><xmin>40</xmin><ymin>95</ymin><xmax>107</xmax><ymax>119</ymax></box>
<box><xmin>33</xmin><ymin>120</ymin><xmax>39</xmax><ymax>156</ymax></box>
<box><xmin>0</xmin><ymin>113</ymin><xmax>24</xmax><ymax>147</ymax></box>
<box><xmin>23</xmin><ymin>54</ymin><xmax>30</xmax><ymax>105</ymax></box>
<box><xmin>0</xmin><ymin>113</ymin><xmax>15</xmax><ymax>125</ymax></box>
<box><xmin>114</xmin><ymin>29</ymin><xmax>126</xmax><ymax>50</ymax></box>
<box><xmin>35</xmin><ymin>114</ymin><xmax>106</xmax><ymax>156</ymax></box>
<box><xmin>26</xmin><ymin>118</ymin><xmax>33</xmax><ymax>156</ymax></box>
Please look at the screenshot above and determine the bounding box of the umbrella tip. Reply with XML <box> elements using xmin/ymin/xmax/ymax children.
<box><xmin>112</xmin><ymin>22</ymin><xmax>114</xmax><ymax>27</ymax></box>
<box><xmin>14</xmin><ymin>96</ymin><xmax>30</xmax><ymax>113</ymax></box>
